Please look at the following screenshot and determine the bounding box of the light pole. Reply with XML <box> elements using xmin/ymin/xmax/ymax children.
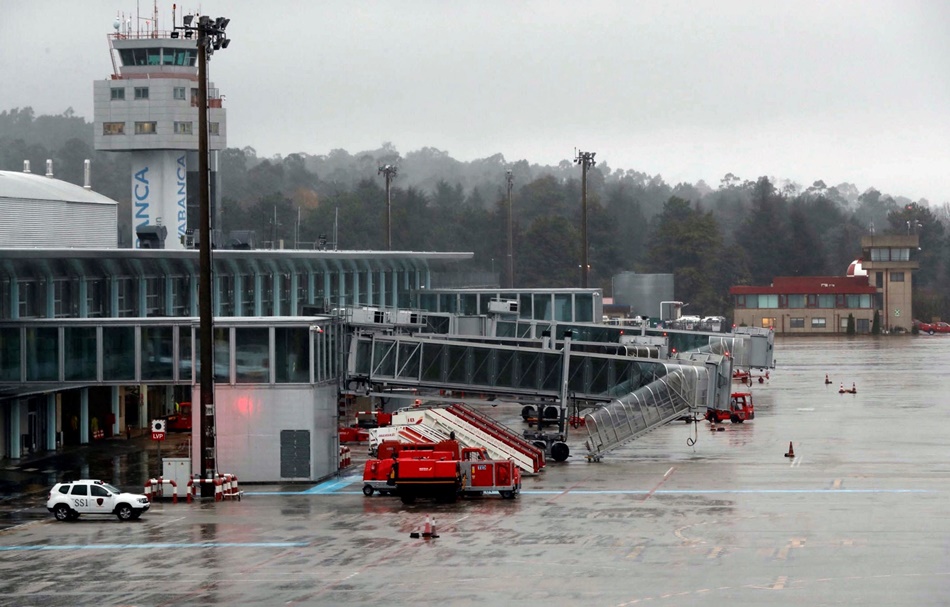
<box><xmin>574</xmin><ymin>150</ymin><xmax>596</xmax><ymax>288</ymax></box>
<box><xmin>175</xmin><ymin>14</ymin><xmax>230</xmax><ymax>496</ymax></box>
<box><xmin>505</xmin><ymin>169</ymin><xmax>514</xmax><ymax>289</ymax></box>
<box><xmin>378</xmin><ymin>165</ymin><xmax>397</xmax><ymax>250</ymax></box>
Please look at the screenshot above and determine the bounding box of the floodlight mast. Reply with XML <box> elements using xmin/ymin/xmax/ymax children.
<box><xmin>378</xmin><ymin>165</ymin><xmax>398</xmax><ymax>250</ymax></box>
<box><xmin>506</xmin><ymin>169</ymin><xmax>514</xmax><ymax>289</ymax></box>
<box><xmin>574</xmin><ymin>150</ymin><xmax>596</xmax><ymax>288</ymax></box>
<box><xmin>174</xmin><ymin>13</ymin><xmax>230</xmax><ymax>498</ymax></box>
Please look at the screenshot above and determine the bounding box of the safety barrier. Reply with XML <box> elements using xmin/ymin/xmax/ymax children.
<box><xmin>218</xmin><ymin>473</ymin><xmax>242</xmax><ymax>500</ymax></box>
<box><xmin>144</xmin><ymin>477</ymin><xmax>179</xmax><ymax>503</ymax></box>
<box><xmin>339</xmin><ymin>445</ymin><xmax>351</xmax><ymax>468</ymax></box>
<box><xmin>186</xmin><ymin>473</ymin><xmax>242</xmax><ymax>502</ymax></box>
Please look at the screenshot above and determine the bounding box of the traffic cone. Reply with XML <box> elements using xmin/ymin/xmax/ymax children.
<box><xmin>785</xmin><ymin>442</ymin><xmax>795</xmax><ymax>458</ymax></box>
<box><xmin>825</xmin><ymin>374</ymin><xmax>831</xmax><ymax>384</ymax></box>
<box><xmin>422</xmin><ymin>515</ymin><xmax>433</xmax><ymax>538</ymax></box>
<box><xmin>430</xmin><ymin>516</ymin><xmax>439</xmax><ymax>539</ymax></box>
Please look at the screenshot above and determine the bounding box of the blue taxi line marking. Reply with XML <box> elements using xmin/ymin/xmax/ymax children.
<box><xmin>0</xmin><ymin>542</ymin><xmax>309</xmax><ymax>552</ymax></box>
<box><xmin>245</xmin><ymin>487</ymin><xmax>932</xmax><ymax>496</ymax></box>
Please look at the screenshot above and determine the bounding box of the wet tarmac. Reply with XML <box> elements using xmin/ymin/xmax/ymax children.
<box><xmin>1</xmin><ymin>335</ymin><xmax>949</xmax><ymax>606</ymax></box>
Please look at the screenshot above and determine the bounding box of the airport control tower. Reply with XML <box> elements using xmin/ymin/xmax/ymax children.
<box><xmin>93</xmin><ymin>8</ymin><xmax>226</xmax><ymax>249</ymax></box>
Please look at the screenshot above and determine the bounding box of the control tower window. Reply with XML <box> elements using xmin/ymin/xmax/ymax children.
<box><xmin>146</xmin><ymin>48</ymin><xmax>161</xmax><ymax>65</ymax></box>
<box><xmin>174</xmin><ymin>121</ymin><xmax>193</xmax><ymax>135</ymax></box>
<box><xmin>135</xmin><ymin>121</ymin><xmax>158</xmax><ymax>135</ymax></box>
<box><xmin>103</xmin><ymin>122</ymin><xmax>125</xmax><ymax>136</ymax></box>
<box><xmin>173</xmin><ymin>87</ymin><xmax>187</xmax><ymax>100</ymax></box>
<box><xmin>166</xmin><ymin>48</ymin><xmax>197</xmax><ymax>67</ymax></box>
<box><xmin>134</xmin><ymin>87</ymin><xmax>149</xmax><ymax>100</ymax></box>
<box><xmin>110</xmin><ymin>88</ymin><xmax>125</xmax><ymax>101</ymax></box>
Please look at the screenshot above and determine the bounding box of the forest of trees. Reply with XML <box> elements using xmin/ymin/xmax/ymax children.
<box><xmin>2</xmin><ymin>106</ymin><xmax>949</xmax><ymax>322</ymax></box>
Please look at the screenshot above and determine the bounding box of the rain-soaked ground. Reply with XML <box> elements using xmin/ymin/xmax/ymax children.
<box><xmin>1</xmin><ymin>334</ymin><xmax>949</xmax><ymax>606</ymax></box>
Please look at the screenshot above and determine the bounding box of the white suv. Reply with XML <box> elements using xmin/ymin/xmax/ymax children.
<box><xmin>46</xmin><ymin>480</ymin><xmax>151</xmax><ymax>522</ymax></box>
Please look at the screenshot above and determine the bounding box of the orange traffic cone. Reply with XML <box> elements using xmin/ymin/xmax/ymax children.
<box><xmin>422</xmin><ymin>515</ymin><xmax>433</xmax><ymax>538</ymax></box>
<box><xmin>824</xmin><ymin>374</ymin><xmax>832</xmax><ymax>384</ymax></box>
<box><xmin>838</xmin><ymin>383</ymin><xmax>845</xmax><ymax>394</ymax></box>
<box><xmin>430</xmin><ymin>516</ymin><xmax>439</xmax><ymax>538</ymax></box>
<box><xmin>785</xmin><ymin>442</ymin><xmax>795</xmax><ymax>458</ymax></box>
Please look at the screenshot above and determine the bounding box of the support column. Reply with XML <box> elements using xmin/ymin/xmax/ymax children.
<box><xmin>140</xmin><ymin>385</ymin><xmax>148</xmax><ymax>429</ymax></box>
<box><xmin>165</xmin><ymin>276</ymin><xmax>174</xmax><ymax>316</ymax></box>
<box><xmin>46</xmin><ymin>277</ymin><xmax>55</xmax><ymax>318</ymax></box>
<box><xmin>190</xmin><ymin>275</ymin><xmax>199</xmax><ymax>317</ymax></box>
<box><xmin>353</xmin><ymin>270</ymin><xmax>360</xmax><ymax>307</ymax></box>
<box><xmin>234</xmin><ymin>274</ymin><xmax>244</xmax><ymax>316</ymax></box>
<box><xmin>10</xmin><ymin>400</ymin><xmax>21</xmax><ymax>459</ymax></box>
<box><xmin>366</xmin><ymin>270</ymin><xmax>374</xmax><ymax>307</ymax></box>
<box><xmin>273</xmin><ymin>272</ymin><xmax>282</xmax><ymax>317</ymax></box>
<box><xmin>307</xmin><ymin>271</ymin><xmax>315</xmax><ymax>307</ymax></box>
<box><xmin>78</xmin><ymin>278</ymin><xmax>88</xmax><ymax>318</ymax></box>
<box><xmin>254</xmin><ymin>273</ymin><xmax>263</xmax><ymax>316</ymax></box>
<box><xmin>80</xmin><ymin>388</ymin><xmax>90</xmax><ymax>445</ymax></box>
<box><xmin>110</xmin><ymin>278</ymin><xmax>119</xmax><ymax>317</ymax></box>
<box><xmin>46</xmin><ymin>394</ymin><xmax>56</xmax><ymax>451</ymax></box>
<box><xmin>213</xmin><ymin>275</ymin><xmax>222</xmax><ymax>317</ymax></box>
<box><xmin>111</xmin><ymin>386</ymin><xmax>120</xmax><ymax>436</ymax></box>
<box><xmin>138</xmin><ymin>276</ymin><xmax>147</xmax><ymax>317</ymax></box>
<box><xmin>9</xmin><ymin>280</ymin><xmax>18</xmax><ymax>320</ymax></box>
<box><xmin>290</xmin><ymin>272</ymin><xmax>299</xmax><ymax>316</ymax></box>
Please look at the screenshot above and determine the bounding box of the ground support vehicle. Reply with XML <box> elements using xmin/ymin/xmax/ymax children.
<box><xmin>46</xmin><ymin>479</ymin><xmax>150</xmax><ymax>522</ymax></box>
<box><xmin>362</xmin><ymin>440</ymin><xmax>461</xmax><ymax>496</ymax></box>
<box><xmin>390</xmin><ymin>442</ymin><xmax>521</xmax><ymax>503</ymax></box>
<box><xmin>915</xmin><ymin>320</ymin><xmax>950</xmax><ymax>335</ymax></box>
<box><xmin>165</xmin><ymin>402</ymin><xmax>192</xmax><ymax>432</ymax></box>
<box><xmin>705</xmin><ymin>392</ymin><xmax>755</xmax><ymax>424</ymax></box>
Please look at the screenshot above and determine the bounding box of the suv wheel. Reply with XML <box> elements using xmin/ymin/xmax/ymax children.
<box><xmin>116</xmin><ymin>504</ymin><xmax>134</xmax><ymax>521</ymax></box>
<box><xmin>54</xmin><ymin>504</ymin><xmax>72</xmax><ymax>522</ymax></box>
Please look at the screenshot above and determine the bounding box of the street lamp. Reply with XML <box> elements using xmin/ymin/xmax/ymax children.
<box><xmin>505</xmin><ymin>169</ymin><xmax>514</xmax><ymax>289</ymax></box>
<box><xmin>378</xmin><ymin>165</ymin><xmax>398</xmax><ymax>250</ymax></box>
<box><xmin>574</xmin><ymin>150</ymin><xmax>596</xmax><ymax>288</ymax></box>
<box><xmin>175</xmin><ymin>14</ymin><xmax>230</xmax><ymax>496</ymax></box>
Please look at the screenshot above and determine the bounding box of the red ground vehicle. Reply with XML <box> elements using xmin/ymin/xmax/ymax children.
<box><xmin>362</xmin><ymin>440</ymin><xmax>460</xmax><ymax>496</ymax></box>
<box><xmin>705</xmin><ymin>392</ymin><xmax>755</xmax><ymax>424</ymax></box>
<box><xmin>165</xmin><ymin>402</ymin><xmax>192</xmax><ymax>432</ymax></box>
<box><xmin>915</xmin><ymin>320</ymin><xmax>950</xmax><ymax>335</ymax></box>
<box><xmin>382</xmin><ymin>440</ymin><xmax>521</xmax><ymax>503</ymax></box>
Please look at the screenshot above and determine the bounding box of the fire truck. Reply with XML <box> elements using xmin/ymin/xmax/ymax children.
<box><xmin>705</xmin><ymin>392</ymin><xmax>755</xmax><ymax>424</ymax></box>
<box><xmin>361</xmin><ymin>440</ymin><xmax>458</xmax><ymax>496</ymax></box>
<box><xmin>165</xmin><ymin>402</ymin><xmax>192</xmax><ymax>432</ymax></box>
<box><xmin>364</xmin><ymin>440</ymin><xmax>521</xmax><ymax>503</ymax></box>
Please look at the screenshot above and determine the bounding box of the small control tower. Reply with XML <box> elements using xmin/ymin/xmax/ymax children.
<box><xmin>93</xmin><ymin>7</ymin><xmax>227</xmax><ymax>249</ymax></box>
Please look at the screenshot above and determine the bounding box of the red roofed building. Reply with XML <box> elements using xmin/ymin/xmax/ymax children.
<box><xmin>729</xmin><ymin>234</ymin><xmax>919</xmax><ymax>334</ymax></box>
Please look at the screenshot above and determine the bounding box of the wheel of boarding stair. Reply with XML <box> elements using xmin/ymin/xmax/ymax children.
<box><xmin>362</xmin><ymin>484</ymin><xmax>374</xmax><ymax>496</ymax></box>
<box><xmin>500</xmin><ymin>490</ymin><xmax>515</xmax><ymax>499</ymax></box>
<box><xmin>550</xmin><ymin>441</ymin><xmax>570</xmax><ymax>462</ymax></box>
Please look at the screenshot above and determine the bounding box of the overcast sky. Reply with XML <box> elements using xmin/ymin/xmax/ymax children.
<box><xmin>3</xmin><ymin>1</ymin><xmax>949</xmax><ymax>203</ymax></box>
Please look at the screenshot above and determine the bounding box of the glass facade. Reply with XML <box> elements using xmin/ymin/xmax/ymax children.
<box><xmin>0</xmin><ymin>321</ymin><xmax>342</xmax><ymax>387</ymax></box>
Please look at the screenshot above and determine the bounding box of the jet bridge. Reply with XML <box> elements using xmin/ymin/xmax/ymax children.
<box><xmin>348</xmin><ymin>332</ymin><xmax>734</xmax><ymax>461</ymax></box>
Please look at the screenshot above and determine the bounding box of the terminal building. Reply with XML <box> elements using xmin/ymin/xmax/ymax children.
<box><xmin>730</xmin><ymin>235</ymin><xmax>919</xmax><ymax>334</ymax></box>
<box><xmin>0</xmin><ymin>168</ymin><xmax>607</xmax><ymax>480</ymax></box>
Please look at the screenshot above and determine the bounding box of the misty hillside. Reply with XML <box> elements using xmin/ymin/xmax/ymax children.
<box><xmin>2</xmin><ymin>107</ymin><xmax>948</xmax><ymax>322</ymax></box>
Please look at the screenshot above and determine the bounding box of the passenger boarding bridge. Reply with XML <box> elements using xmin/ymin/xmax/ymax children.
<box><xmin>347</xmin><ymin>320</ymin><xmax>773</xmax><ymax>460</ymax></box>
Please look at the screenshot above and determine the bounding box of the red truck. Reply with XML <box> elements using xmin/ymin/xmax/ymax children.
<box><xmin>705</xmin><ymin>392</ymin><xmax>755</xmax><ymax>424</ymax></box>
<box><xmin>165</xmin><ymin>402</ymin><xmax>192</xmax><ymax>432</ymax></box>
<box><xmin>387</xmin><ymin>440</ymin><xmax>521</xmax><ymax>504</ymax></box>
<box><xmin>362</xmin><ymin>440</ymin><xmax>460</xmax><ymax>496</ymax></box>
